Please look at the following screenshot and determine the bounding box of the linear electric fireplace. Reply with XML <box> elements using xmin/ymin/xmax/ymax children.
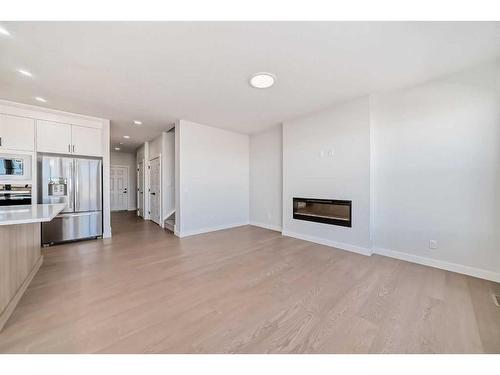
<box><xmin>293</xmin><ymin>198</ymin><xmax>352</xmax><ymax>227</ymax></box>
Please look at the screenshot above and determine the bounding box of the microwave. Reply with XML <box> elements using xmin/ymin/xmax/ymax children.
<box><xmin>0</xmin><ymin>154</ymin><xmax>32</xmax><ymax>181</ymax></box>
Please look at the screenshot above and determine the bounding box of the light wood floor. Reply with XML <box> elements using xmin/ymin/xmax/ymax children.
<box><xmin>0</xmin><ymin>212</ymin><xmax>499</xmax><ymax>353</ymax></box>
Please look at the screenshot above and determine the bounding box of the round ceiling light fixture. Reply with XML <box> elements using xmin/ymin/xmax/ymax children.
<box><xmin>249</xmin><ymin>72</ymin><xmax>276</xmax><ymax>89</ymax></box>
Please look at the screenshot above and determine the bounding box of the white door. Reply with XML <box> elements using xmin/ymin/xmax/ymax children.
<box><xmin>110</xmin><ymin>166</ymin><xmax>128</xmax><ymax>211</ymax></box>
<box><xmin>37</xmin><ymin>120</ymin><xmax>72</xmax><ymax>154</ymax></box>
<box><xmin>137</xmin><ymin>161</ymin><xmax>145</xmax><ymax>217</ymax></box>
<box><xmin>71</xmin><ymin>125</ymin><xmax>102</xmax><ymax>156</ymax></box>
<box><xmin>149</xmin><ymin>157</ymin><xmax>161</xmax><ymax>225</ymax></box>
<box><xmin>0</xmin><ymin>114</ymin><xmax>35</xmax><ymax>151</ymax></box>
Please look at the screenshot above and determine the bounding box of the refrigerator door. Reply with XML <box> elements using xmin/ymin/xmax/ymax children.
<box><xmin>38</xmin><ymin>154</ymin><xmax>74</xmax><ymax>213</ymax></box>
<box><xmin>41</xmin><ymin>211</ymin><xmax>102</xmax><ymax>244</ymax></box>
<box><xmin>75</xmin><ymin>158</ymin><xmax>102</xmax><ymax>212</ymax></box>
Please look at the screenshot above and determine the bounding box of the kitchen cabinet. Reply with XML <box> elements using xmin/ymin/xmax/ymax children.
<box><xmin>71</xmin><ymin>125</ymin><xmax>102</xmax><ymax>157</ymax></box>
<box><xmin>36</xmin><ymin>120</ymin><xmax>72</xmax><ymax>154</ymax></box>
<box><xmin>0</xmin><ymin>114</ymin><xmax>35</xmax><ymax>151</ymax></box>
<box><xmin>36</xmin><ymin>120</ymin><xmax>102</xmax><ymax>156</ymax></box>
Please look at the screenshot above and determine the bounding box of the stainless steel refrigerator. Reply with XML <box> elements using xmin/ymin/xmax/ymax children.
<box><xmin>37</xmin><ymin>153</ymin><xmax>102</xmax><ymax>245</ymax></box>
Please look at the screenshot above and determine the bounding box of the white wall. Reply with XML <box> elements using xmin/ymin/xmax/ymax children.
<box><xmin>162</xmin><ymin>130</ymin><xmax>175</xmax><ymax>219</ymax></box>
<box><xmin>110</xmin><ymin>151</ymin><xmax>137</xmax><ymax>211</ymax></box>
<box><xmin>249</xmin><ymin>125</ymin><xmax>282</xmax><ymax>231</ymax></box>
<box><xmin>176</xmin><ymin>119</ymin><xmax>249</xmax><ymax>237</ymax></box>
<box><xmin>282</xmin><ymin>97</ymin><xmax>372</xmax><ymax>254</ymax></box>
<box><xmin>371</xmin><ymin>62</ymin><xmax>500</xmax><ymax>279</ymax></box>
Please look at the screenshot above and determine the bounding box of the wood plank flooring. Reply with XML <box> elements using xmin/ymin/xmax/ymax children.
<box><xmin>0</xmin><ymin>212</ymin><xmax>499</xmax><ymax>353</ymax></box>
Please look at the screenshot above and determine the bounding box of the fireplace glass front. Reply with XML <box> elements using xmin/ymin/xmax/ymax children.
<box><xmin>293</xmin><ymin>198</ymin><xmax>352</xmax><ymax>227</ymax></box>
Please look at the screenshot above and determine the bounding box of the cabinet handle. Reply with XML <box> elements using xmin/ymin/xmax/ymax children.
<box><xmin>72</xmin><ymin>145</ymin><xmax>75</xmax><ymax>152</ymax></box>
<box><xmin>68</xmin><ymin>144</ymin><xmax>71</xmax><ymax>152</ymax></box>
<box><xmin>0</xmin><ymin>137</ymin><xmax>2</xmax><ymax>147</ymax></box>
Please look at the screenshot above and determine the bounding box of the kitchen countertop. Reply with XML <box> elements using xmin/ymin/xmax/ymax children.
<box><xmin>0</xmin><ymin>204</ymin><xmax>66</xmax><ymax>226</ymax></box>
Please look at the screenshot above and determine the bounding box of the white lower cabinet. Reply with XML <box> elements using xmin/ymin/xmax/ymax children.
<box><xmin>0</xmin><ymin>114</ymin><xmax>35</xmax><ymax>151</ymax></box>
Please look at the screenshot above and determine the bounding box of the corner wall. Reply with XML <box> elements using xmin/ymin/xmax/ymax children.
<box><xmin>176</xmin><ymin>119</ymin><xmax>249</xmax><ymax>237</ymax></box>
<box><xmin>249</xmin><ymin>124</ymin><xmax>283</xmax><ymax>231</ymax></box>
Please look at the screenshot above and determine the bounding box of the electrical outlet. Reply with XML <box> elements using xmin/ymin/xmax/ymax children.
<box><xmin>429</xmin><ymin>240</ymin><xmax>438</xmax><ymax>250</ymax></box>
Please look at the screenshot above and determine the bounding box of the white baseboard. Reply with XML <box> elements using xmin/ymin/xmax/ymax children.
<box><xmin>176</xmin><ymin>222</ymin><xmax>249</xmax><ymax>238</ymax></box>
<box><xmin>373</xmin><ymin>247</ymin><xmax>500</xmax><ymax>283</ymax></box>
<box><xmin>282</xmin><ymin>230</ymin><xmax>372</xmax><ymax>256</ymax></box>
<box><xmin>249</xmin><ymin>221</ymin><xmax>282</xmax><ymax>232</ymax></box>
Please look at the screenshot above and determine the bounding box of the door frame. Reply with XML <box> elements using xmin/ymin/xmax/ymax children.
<box><xmin>137</xmin><ymin>159</ymin><xmax>145</xmax><ymax>218</ymax></box>
<box><xmin>110</xmin><ymin>164</ymin><xmax>129</xmax><ymax>212</ymax></box>
<box><xmin>149</xmin><ymin>155</ymin><xmax>162</xmax><ymax>227</ymax></box>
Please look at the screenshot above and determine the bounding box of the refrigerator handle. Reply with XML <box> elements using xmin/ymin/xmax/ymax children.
<box><xmin>74</xmin><ymin>159</ymin><xmax>79</xmax><ymax>211</ymax></box>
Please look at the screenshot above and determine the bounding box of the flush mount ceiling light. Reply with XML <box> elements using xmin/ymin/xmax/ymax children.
<box><xmin>249</xmin><ymin>72</ymin><xmax>276</xmax><ymax>89</ymax></box>
<box><xmin>114</xmin><ymin>147</ymin><xmax>121</xmax><ymax>151</ymax></box>
<box><xmin>123</xmin><ymin>135</ymin><xmax>131</xmax><ymax>139</ymax></box>
<box><xmin>17</xmin><ymin>69</ymin><xmax>33</xmax><ymax>77</ymax></box>
<box><xmin>0</xmin><ymin>25</ymin><xmax>10</xmax><ymax>36</ymax></box>
<box><xmin>133</xmin><ymin>120</ymin><xmax>142</xmax><ymax>125</ymax></box>
<box><xmin>34</xmin><ymin>96</ymin><xmax>47</xmax><ymax>103</ymax></box>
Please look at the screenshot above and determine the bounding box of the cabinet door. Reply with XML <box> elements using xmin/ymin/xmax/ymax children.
<box><xmin>37</xmin><ymin>120</ymin><xmax>72</xmax><ymax>154</ymax></box>
<box><xmin>71</xmin><ymin>125</ymin><xmax>102</xmax><ymax>157</ymax></box>
<box><xmin>0</xmin><ymin>114</ymin><xmax>35</xmax><ymax>151</ymax></box>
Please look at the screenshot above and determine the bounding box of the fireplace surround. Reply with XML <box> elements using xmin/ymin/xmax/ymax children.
<box><xmin>293</xmin><ymin>198</ymin><xmax>352</xmax><ymax>227</ymax></box>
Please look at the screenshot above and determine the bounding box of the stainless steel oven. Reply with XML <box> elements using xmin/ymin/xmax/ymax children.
<box><xmin>0</xmin><ymin>184</ymin><xmax>32</xmax><ymax>206</ymax></box>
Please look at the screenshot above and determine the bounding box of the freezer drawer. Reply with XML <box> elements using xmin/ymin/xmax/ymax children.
<box><xmin>42</xmin><ymin>211</ymin><xmax>102</xmax><ymax>245</ymax></box>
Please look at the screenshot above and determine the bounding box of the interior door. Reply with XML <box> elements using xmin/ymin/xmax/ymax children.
<box><xmin>110</xmin><ymin>166</ymin><xmax>128</xmax><ymax>211</ymax></box>
<box><xmin>149</xmin><ymin>157</ymin><xmax>161</xmax><ymax>225</ymax></box>
<box><xmin>75</xmin><ymin>158</ymin><xmax>102</xmax><ymax>212</ymax></box>
<box><xmin>137</xmin><ymin>161</ymin><xmax>144</xmax><ymax>217</ymax></box>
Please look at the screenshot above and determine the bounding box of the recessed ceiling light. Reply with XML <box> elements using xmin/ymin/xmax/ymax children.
<box><xmin>34</xmin><ymin>97</ymin><xmax>47</xmax><ymax>103</ymax></box>
<box><xmin>119</xmin><ymin>142</ymin><xmax>124</xmax><ymax>145</ymax></box>
<box><xmin>114</xmin><ymin>147</ymin><xmax>121</xmax><ymax>151</ymax></box>
<box><xmin>17</xmin><ymin>69</ymin><xmax>33</xmax><ymax>77</ymax></box>
<box><xmin>134</xmin><ymin>120</ymin><xmax>142</xmax><ymax>125</ymax></box>
<box><xmin>123</xmin><ymin>135</ymin><xmax>130</xmax><ymax>139</ymax></box>
<box><xmin>0</xmin><ymin>25</ymin><xmax>10</xmax><ymax>36</ymax></box>
<box><xmin>249</xmin><ymin>72</ymin><xmax>276</xmax><ymax>89</ymax></box>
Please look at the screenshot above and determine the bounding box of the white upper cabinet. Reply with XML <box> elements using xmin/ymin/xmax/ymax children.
<box><xmin>71</xmin><ymin>125</ymin><xmax>102</xmax><ymax>157</ymax></box>
<box><xmin>0</xmin><ymin>114</ymin><xmax>35</xmax><ymax>151</ymax></box>
<box><xmin>36</xmin><ymin>120</ymin><xmax>103</xmax><ymax>156</ymax></box>
<box><xmin>37</xmin><ymin>120</ymin><xmax>72</xmax><ymax>154</ymax></box>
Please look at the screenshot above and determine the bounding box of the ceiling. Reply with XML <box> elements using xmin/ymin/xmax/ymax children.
<box><xmin>1</xmin><ymin>22</ymin><xmax>500</xmax><ymax>152</ymax></box>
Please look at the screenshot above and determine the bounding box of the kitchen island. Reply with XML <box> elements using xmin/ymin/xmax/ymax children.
<box><xmin>0</xmin><ymin>204</ymin><xmax>65</xmax><ymax>331</ymax></box>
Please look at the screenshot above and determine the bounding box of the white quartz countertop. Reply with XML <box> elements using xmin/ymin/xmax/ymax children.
<box><xmin>0</xmin><ymin>204</ymin><xmax>66</xmax><ymax>226</ymax></box>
